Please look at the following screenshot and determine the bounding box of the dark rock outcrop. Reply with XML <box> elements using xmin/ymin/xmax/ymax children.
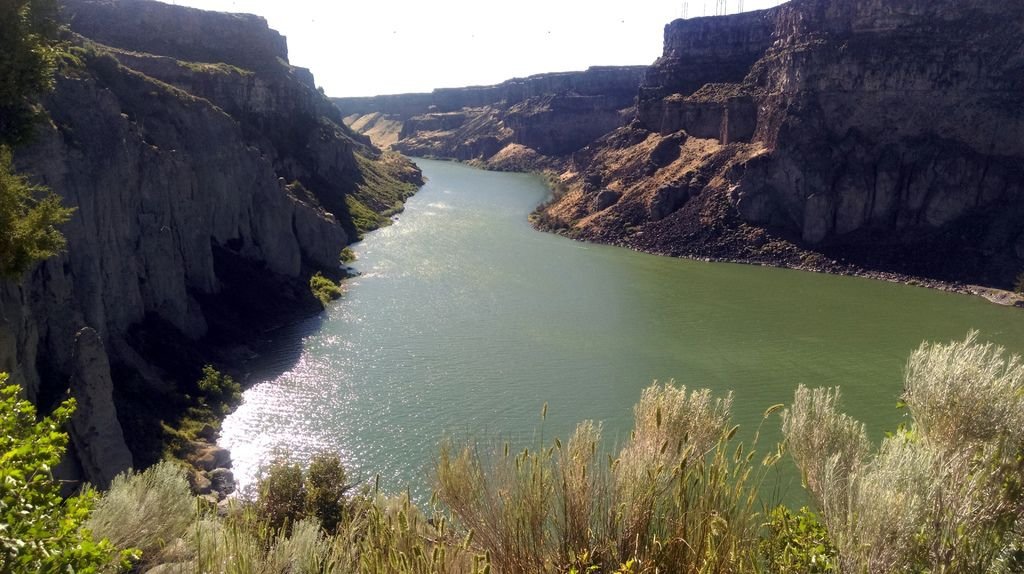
<box><xmin>0</xmin><ymin>0</ymin><xmax>422</xmax><ymax>487</ymax></box>
<box><xmin>68</xmin><ymin>327</ymin><xmax>133</xmax><ymax>490</ymax></box>
<box><xmin>537</xmin><ymin>0</ymin><xmax>1024</xmax><ymax>289</ymax></box>
<box><xmin>335</xmin><ymin>67</ymin><xmax>646</xmax><ymax>168</ymax></box>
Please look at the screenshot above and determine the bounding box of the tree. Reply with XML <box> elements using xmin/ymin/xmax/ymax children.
<box><xmin>0</xmin><ymin>0</ymin><xmax>61</xmax><ymax>147</ymax></box>
<box><xmin>0</xmin><ymin>0</ymin><xmax>74</xmax><ymax>278</ymax></box>
<box><xmin>0</xmin><ymin>374</ymin><xmax>127</xmax><ymax>571</ymax></box>
<box><xmin>0</xmin><ymin>148</ymin><xmax>73</xmax><ymax>278</ymax></box>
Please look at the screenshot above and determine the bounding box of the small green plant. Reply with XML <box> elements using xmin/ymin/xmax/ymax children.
<box><xmin>340</xmin><ymin>246</ymin><xmax>357</xmax><ymax>264</ymax></box>
<box><xmin>760</xmin><ymin>506</ymin><xmax>838</xmax><ymax>573</ymax></box>
<box><xmin>197</xmin><ymin>364</ymin><xmax>242</xmax><ymax>414</ymax></box>
<box><xmin>0</xmin><ymin>375</ymin><xmax>133</xmax><ymax>571</ymax></box>
<box><xmin>310</xmin><ymin>271</ymin><xmax>342</xmax><ymax>306</ymax></box>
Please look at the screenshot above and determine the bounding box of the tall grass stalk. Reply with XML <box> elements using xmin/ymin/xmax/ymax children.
<box><xmin>436</xmin><ymin>381</ymin><xmax>774</xmax><ymax>573</ymax></box>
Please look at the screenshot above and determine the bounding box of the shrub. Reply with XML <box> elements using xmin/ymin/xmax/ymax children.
<box><xmin>309</xmin><ymin>271</ymin><xmax>342</xmax><ymax>306</ymax></box>
<box><xmin>256</xmin><ymin>457</ymin><xmax>307</xmax><ymax>534</ymax></box>
<box><xmin>304</xmin><ymin>454</ymin><xmax>350</xmax><ymax>533</ymax></box>
<box><xmin>0</xmin><ymin>375</ymin><xmax>128</xmax><ymax>571</ymax></box>
<box><xmin>340</xmin><ymin>246</ymin><xmax>356</xmax><ymax>264</ymax></box>
<box><xmin>782</xmin><ymin>332</ymin><xmax>1024</xmax><ymax>573</ymax></box>
<box><xmin>255</xmin><ymin>453</ymin><xmax>351</xmax><ymax>535</ymax></box>
<box><xmin>760</xmin><ymin>506</ymin><xmax>837</xmax><ymax>573</ymax></box>
<box><xmin>88</xmin><ymin>461</ymin><xmax>195</xmax><ymax>565</ymax></box>
<box><xmin>197</xmin><ymin>364</ymin><xmax>242</xmax><ymax>413</ymax></box>
<box><xmin>435</xmin><ymin>381</ymin><xmax>773</xmax><ymax>573</ymax></box>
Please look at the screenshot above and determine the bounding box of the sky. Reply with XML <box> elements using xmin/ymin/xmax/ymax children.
<box><xmin>167</xmin><ymin>0</ymin><xmax>785</xmax><ymax>97</ymax></box>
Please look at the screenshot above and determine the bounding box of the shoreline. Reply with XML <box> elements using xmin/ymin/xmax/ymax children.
<box><xmin>405</xmin><ymin>154</ymin><xmax>1023</xmax><ymax>309</ymax></box>
<box><xmin>536</xmin><ymin>224</ymin><xmax>1024</xmax><ymax>308</ymax></box>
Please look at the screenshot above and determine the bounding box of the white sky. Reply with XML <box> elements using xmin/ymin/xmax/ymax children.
<box><xmin>166</xmin><ymin>0</ymin><xmax>785</xmax><ymax>97</ymax></box>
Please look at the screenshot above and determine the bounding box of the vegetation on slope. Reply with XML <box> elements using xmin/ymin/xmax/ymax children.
<box><xmin>2</xmin><ymin>332</ymin><xmax>1022</xmax><ymax>572</ymax></box>
<box><xmin>343</xmin><ymin>151</ymin><xmax>421</xmax><ymax>239</ymax></box>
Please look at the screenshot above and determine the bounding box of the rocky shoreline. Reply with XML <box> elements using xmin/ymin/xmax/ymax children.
<box><xmin>531</xmin><ymin>203</ymin><xmax>1024</xmax><ymax>308</ymax></box>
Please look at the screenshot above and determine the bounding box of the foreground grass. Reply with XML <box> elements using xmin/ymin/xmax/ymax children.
<box><xmin>5</xmin><ymin>332</ymin><xmax>1024</xmax><ymax>572</ymax></box>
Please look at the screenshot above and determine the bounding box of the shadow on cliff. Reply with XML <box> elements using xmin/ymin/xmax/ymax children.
<box><xmin>111</xmin><ymin>245</ymin><xmax>329</xmax><ymax>467</ymax></box>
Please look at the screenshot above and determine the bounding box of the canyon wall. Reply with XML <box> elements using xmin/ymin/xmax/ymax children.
<box><xmin>538</xmin><ymin>0</ymin><xmax>1024</xmax><ymax>288</ymax></box>
<box><xmin>0</xmin><ymin>0</ymin><xmax>421</xmax><ymax>487</ymax></box>
<box><xmin>335</xmin><ymin>66</ymin><xmax>647</xmax><ymax>168</ymax></box>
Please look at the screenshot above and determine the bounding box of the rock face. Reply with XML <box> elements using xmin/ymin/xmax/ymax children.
<box><xmin>68</xmin><ymin>328</ymin><xmax>133</xmax><ymax>490</ymax></box>
<box><xmin>0</xmin><ymin>0</ymin><xmax>421</xmax><ymax>487</ymax></box>
<box><xmin>537</xmin><ymin>0</ymin><xmax>1024</xmax><ymax>288</ymax></box>
<box><xmin>335</xmin><ymin>67</ymin><xmax>646</xmax><ymax>168</ymax></box>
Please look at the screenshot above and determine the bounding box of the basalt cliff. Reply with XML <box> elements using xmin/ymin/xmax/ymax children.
<box><xmin>539</xmin><ymin>0</ymin><xmax>1024</xmax><ymax>289</ymax></box>
<box><xmin>0</xmin><ymin>0</ymin><xmax>421</xmax><ymax>489</ymax></box>
<box><xmin>335</xmin><ymin>67</ymin><xmax>647</xmax><ymax>170</ymax></box>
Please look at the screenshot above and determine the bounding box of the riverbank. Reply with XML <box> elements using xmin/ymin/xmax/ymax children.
<box><xmin>534</xmin><ymin>214</ymin><xmax>1024</xmax><ymax>308</ymax></box>
<box><xmin>412</xmin><ymin>156</ymin><xmax>1023</xmax><ymax>309</ymax></box>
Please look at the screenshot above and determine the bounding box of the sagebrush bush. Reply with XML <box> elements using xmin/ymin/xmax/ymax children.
<box><xmin>436</xmin><ymin>381</ymin><xmax>773</xmax><ymax>574</ymax></box>
<box><xmin>88</xmin><ymin>461</ymin><xmax>195</xmax><ymax>565</ymax></box>
<box><xmin>783</xmin><ymin>332</ymin><xmax>1024</xmax><ymax>573</ymax></box>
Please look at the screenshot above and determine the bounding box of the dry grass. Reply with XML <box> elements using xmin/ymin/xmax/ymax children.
<box><xmin>436</xmin><ymin>381</ymin><xmax>773</xmax><ymax>574</ymax></box>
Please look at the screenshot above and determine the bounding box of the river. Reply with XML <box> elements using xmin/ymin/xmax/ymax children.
<box><xmin>221</xmin><ymin>158</ymin><xmax>1024</xmax><ymax>500</ymax></box>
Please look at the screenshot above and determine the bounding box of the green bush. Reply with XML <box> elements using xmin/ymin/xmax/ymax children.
<box><xmin>256</xmin><ymin>457</ymin><xmax>307</xmax><ymax>533</ymax></box>
<box><xmin>309</xmin><ymin>272</ymin><xmax>342</xmax><ymax>306</ymax></box>
<box><xmin>760</xmin><ymin>506</ymin><xmax>837</xmax><ymax>573</ymax></box>
<box><xmin>197</xmin><ymin>364</ymin><xmax>242</xmax><ymax>413</ymax></box>
<box><xmin>340</xmin><ymin>246</ymin><xmax>357</xmax><ymax>264</ymax></box>
<box><xmin>0</xmin><ymin>375</ymin><xmax>130</xmax><ymax>571</ymax></box>
<box><xmin>304</xmin><ymin>454</ymin><xmax>349</xmax><ymax>533</ymax></box>
<box><xmin>255</xmin><ymin>453</ymin><xmax>352</xmax><ymax>535</ymax></box>
<box><xmin>0</xmin><ymin>146</ymin><xmax>74</xmax><ymax>278</ymax></box>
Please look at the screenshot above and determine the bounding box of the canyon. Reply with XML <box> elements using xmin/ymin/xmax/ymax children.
<box><xmin>334</xmin><ymin>66</ymin><xmax>646</xmax><ymax>170</ymax></box>
<box><xmin>346</xmin><ymin>0</ymin><xmax>1024</xmax><ymax>291</ymax></box>
<box><xmin>3</xmin><ymin>0</ymin><xmax>1023</xmax><ymax>495</ymax></box>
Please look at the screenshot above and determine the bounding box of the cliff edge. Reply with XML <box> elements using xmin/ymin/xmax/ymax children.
<box><xmin>0</xmin><ymin>0</ymin><xmax>422</xmax><ymax>487</ymax></box>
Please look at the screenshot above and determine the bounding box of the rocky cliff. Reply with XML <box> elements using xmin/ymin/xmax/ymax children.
<box><xmin>335</xmin><ymin>67</ymin><xmax>647</xmax><ymax>169</ymax></box>
<box><xmin>0</xmin><ymin>0</ymin><xmax>421</xmax><ymax>488</ymax></box>
<box><xmin>537</xmin><ymin>0</ymin><xmax>1024</xmax><ymax>289</ymax></box>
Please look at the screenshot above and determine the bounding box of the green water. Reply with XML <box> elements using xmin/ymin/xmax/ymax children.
<box><xmin>221</xmin><ymin>158</ymin><xmax>1024</xmax><ymax>499</ymax></box>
